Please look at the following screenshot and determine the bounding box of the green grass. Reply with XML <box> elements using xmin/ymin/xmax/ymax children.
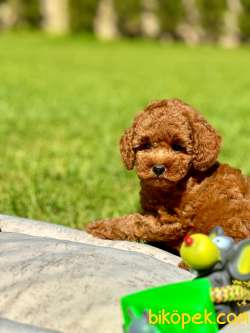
<box><xmin>0</xmin><ymin>32</ymin><xmax>250</xmax><ymax>229</ymax></box>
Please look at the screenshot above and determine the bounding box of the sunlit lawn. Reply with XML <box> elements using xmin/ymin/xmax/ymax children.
<box><xmin>0</xmin><ymin>32</ymin><xmax>249</xmax><ymax>228</ymax></box>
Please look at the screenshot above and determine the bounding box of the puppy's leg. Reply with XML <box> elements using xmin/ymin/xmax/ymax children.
<box><xmin>86</xmin><ymin>213</ymin><xmax>183</xmax><ymax>242</ymax></box>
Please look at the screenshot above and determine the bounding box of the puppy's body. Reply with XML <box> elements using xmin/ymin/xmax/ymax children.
<box><xmin>87</xmin><ymin>99</ymin><xmax>250</xmax><ymax>247</ymax></box>
<box><xmin>141</xmin><ymin>163</ymin><xmax>250</xmax><ymax>242</ymax></box>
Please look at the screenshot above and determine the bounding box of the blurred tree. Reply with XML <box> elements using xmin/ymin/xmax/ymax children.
<box><xmin>158</xmin><ymin>0</ymin><xmax>183</xmax><ymax>38</ymax></box>
<box><xmin>94</xmin><ymin>0</ymin><xmax>119</xmax><ymax>40</ymax></box>
<box><xmin>41</xmin><ymin>0</ymin><xmax>70</xmax><ymax>34</ymax></box>
<box><xmin>113</xmin><ymin>0</ymin><xmax>141</xmax><ymax>36</ymax></box>
<box><xmin>68</xmin><ymin>0</ymin><xmax>99</xmax><ymax>32</ymax></box>
<box><xmin>240</xmin><ymin>0</ymin><xmax>250</xmax><ymax>40</ymax></box>
<box><xmin>220</xmin><ymin>0</ymin><xmax>242</xmax><ymax>47</ymax></box>
<box><xmin>11</xmin><ymin>0</ymin><xmax>41</xmax><ymax>28</ymax></box>
<box><xmin>197</xmin><ymin>0</ymin><xmax>227</xmax><ymax>41</ymax></box>
<box><xmin>0</xmin><ymin>0</ymin><xmax>16</xmax><ymax>29</ymax></box>
<box><xmin>178</xmin><ymin>0</ymin><xmax>203</xmax><ymax>45</ymax></box>
<box><xmin>141</xmin><ymin>0</ymin><xmax>160</xmax><ymax>38</ymax></box>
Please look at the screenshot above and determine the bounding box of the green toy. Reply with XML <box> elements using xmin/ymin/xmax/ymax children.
<box><xmin>181</xmin><ymin>227</ymin><xmax>250</xmax><ymax>322</ymax></box>
<box><xmin>121</xmin><ymin>278</ymin><xmax>218</xmax><ymax>333</ymax></box>
<box><xmin>121</xmin><ymin>227</ymin><xmax>250</xmax><ymax>333</ymax></box>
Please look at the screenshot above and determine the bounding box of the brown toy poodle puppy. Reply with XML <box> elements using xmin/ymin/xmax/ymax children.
<box><xmin>87</xmin><ymin>99</ymin><xmax>250</xmax><ymax>249</ymax></box>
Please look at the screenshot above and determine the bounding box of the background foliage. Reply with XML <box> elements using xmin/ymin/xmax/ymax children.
<box><xmin>240</xmin><ymin>0</ymin><xmax>250</xmax><ymax>41</ymax></box>
<box><xmin>114</xmin><ymin>0</ymin><xmax>142</xmax><ymax>36</ymax></box>
<box><xmin>197</xmin><ymin>0</ymin><xmax>227</xmax><ymax>40</ymax></box>
<box><xmin>158</xmin><ymin>0</ymin><xmax>183</xmax><ymax>37</ymax></box>
<box><xmin>68</xmin><ymin>0</ymin><xmax>99</xmax><ymax>32</ymax></box>
<box><xmin>13</xmin><ymin>0</ymin><xmax>41</xmax><ymax>28</ymax></box>
<box><xmin>1</xmin><ymin>0</ymin><xmax>250</xmax><ymax>42</ymax></box>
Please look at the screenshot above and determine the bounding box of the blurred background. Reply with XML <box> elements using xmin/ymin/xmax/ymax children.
<box><xmin>1</xmin><ymin>0</ymin><xmax>250</xmax><ymax>45</ymax></box>
<box><xmin>0</xmin><ymin>0</ymin><xmax>249</xmax><ymax>229</ymax></box>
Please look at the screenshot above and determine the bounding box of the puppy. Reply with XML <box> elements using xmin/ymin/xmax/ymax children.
<box><xmin>87</xmin><ymin>99</ymin><xmax>250</xmax><ymax>249</ymax></box>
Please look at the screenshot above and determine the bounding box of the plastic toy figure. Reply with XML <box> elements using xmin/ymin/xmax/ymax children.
<box><xmin>121</xmin><ymin>227</ymin><xmax>250</xmax><ymax>333</ymax></box>
<box><xmin>123</xmin><ymin>308</ymin><xmax>160</xmax><ymax>333</ymax></box>
<box><xmin>180</xmin><ymin>227</ymin><xmax>250</xmax><ymax>320</ymax></box>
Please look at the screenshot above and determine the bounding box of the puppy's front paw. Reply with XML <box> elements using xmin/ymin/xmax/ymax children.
<box><xmin>86</xmin><ymin>220</ymin><xmax>111</xmax><ymax>239</ymax></box>
<box><xmin>158</xmin><ymin>209</ymin><xmax>179</xmax><ymax>224</ymax></box>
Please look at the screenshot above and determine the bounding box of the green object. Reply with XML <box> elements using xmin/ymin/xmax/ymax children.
<box><xmin>121</xmin><ymin>278</ymin><xmax>219</xmax><ymax>333</ymax></box>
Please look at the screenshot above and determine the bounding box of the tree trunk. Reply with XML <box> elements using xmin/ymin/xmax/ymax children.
<box><xmin>141</xmin><ymin>0</ymin><xmax>160</xmax><ymax>38</ymax></box>
<box><xmin>220</xmin><ymin>0</ymin><xmax>242</xmax><ymax>47</ymax></box>
<box><xmin>94</xmin><ymin>0</ymin><xmax>119</xmax><ymax>40</ymax></box>
<box><xmin>178</xmin><ymin>0</ymin><xmax>203</xmax><ymax>45</ymax></box>
<box><xmin>0</xmin><ymin>1</ymin><xmax>17</xmax><ymax>29</ymax></box>
<box><xmin>40</xmin><ymin>0</ymin><xmax>69</xmax><ymax>34</ymax></box>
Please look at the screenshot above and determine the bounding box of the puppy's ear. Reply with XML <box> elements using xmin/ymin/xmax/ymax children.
<box><xmin>185</xmin><ymin>109</ymin><xmax>221</xmax><ymax>171</ymax></box>
<box><xmin>120</xmin><ymin>127</ymin><xmax>135</xmax><ymax>170</ymax></box>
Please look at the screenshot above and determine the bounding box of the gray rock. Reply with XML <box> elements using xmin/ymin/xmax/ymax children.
<box><xmin>0</xmin><ymin>214</ymin><xmax>181</xmax><ymax>267</ymax></box>
<box><xmin>0</xmin><ymin>224</ymin><xmax>192</xmax><ymax>333</ymax></box>
<box><xmin>0</xmin><ymin>318</ymin><xmax>58</xmax><ymax>333</ymax></box>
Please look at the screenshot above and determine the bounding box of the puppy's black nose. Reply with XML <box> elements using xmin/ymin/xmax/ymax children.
<box><xmin>152</xmin><ymin>165</ymin><xmax>165</xmax><ymax>176</ymax></box>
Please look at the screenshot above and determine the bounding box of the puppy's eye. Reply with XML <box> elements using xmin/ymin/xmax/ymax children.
<box><xmin>172</xmin><ymin>143</ymin><xmax>185</xmax><ymax>153</ymax></box>
<box><xmin>134</xmin><ymin>142</ymin><xmax>152</xmax><ymax>152</ymax></box>
<box><xmin>141</xmin><ymin>142</ymin><xmax>152</xmax><ymax>150</ymax></box>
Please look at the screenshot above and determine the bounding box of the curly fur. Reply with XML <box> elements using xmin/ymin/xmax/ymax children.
<box><xmin>87</xmin><ymin>99</ymin><xmax>250</xmax><ymax>249</ymax></box>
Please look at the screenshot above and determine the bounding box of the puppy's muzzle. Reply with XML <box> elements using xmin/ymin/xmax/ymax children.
<box><xmin>152</xmin><ymin>164</ymin><xmax>166</xmax><ymax>176</ymax></box>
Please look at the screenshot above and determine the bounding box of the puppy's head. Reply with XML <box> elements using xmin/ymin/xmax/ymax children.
<box><xmin>120</xmin><ymin>99</ymin><xmax>221</xmax><ymax>188</ymax></box>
